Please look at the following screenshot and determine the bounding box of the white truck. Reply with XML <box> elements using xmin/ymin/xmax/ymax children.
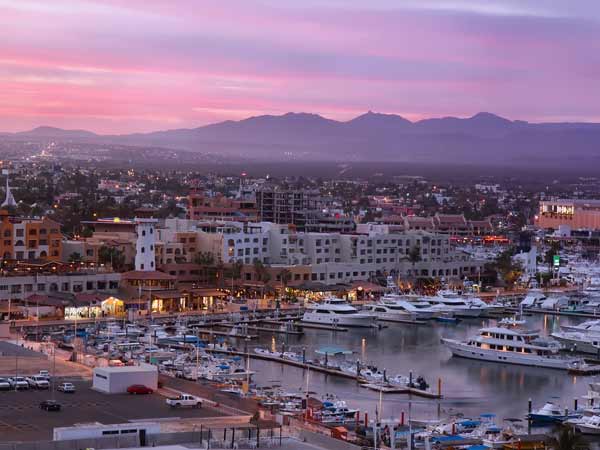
<box><xmin>165</xmin><ymin>393</ymin><xmax>202</xmax><ymax>408</ymax></box>
<box><xmin>26</xmin><ymin>375</ymin><xmax>50</xmax><ymax>389</ymax></box>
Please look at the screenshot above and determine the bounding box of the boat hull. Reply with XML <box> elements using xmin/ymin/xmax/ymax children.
<box><xmin>302</xmin><ymin>313</ymin><xmax>374</xmax><ymax>327</ymax></box>
<box><xmin>552</xmin><ymin>334</ymin><xmax>600</xmax><ymax>355</ymax></box>
<box><xmin>442</xmin><ymin>339</ymin><xmax>578</xmax><ymax>370</ymax></box>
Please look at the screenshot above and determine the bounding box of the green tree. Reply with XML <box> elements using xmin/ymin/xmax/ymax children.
<box><xmin>492</xmin><ymin>248</ymin><xmax>523</xmax><ymax>289</ymax></box>
<box><xmin>98</xmin><ymin>246</ymin><xmax>126</xmax><ymax>271</ymax></box>
<box><xmin>194</xmin><ymin>251</ymin><xmax>215</xmax><ymax>266</ymax></box>
<box><xmin>545</xmin><ymin>240</ymin><xmax>561</xmax><ymax>269</ymax></box>
<box><xmin>550</xmin><ymin>427</ymin><xmax>588</xmax><ymax>450</ymax></box>
<box><xmin>279</xmin><ymin>268</ymin><xmax>292</xmax><ymax>300</ymax></box>
<box><xmin>68</xmin><ymin>252</ymin><xmax>83</xmax><ymax>263</ymax></box>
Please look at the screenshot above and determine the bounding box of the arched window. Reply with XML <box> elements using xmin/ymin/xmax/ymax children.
<box><xmin>141</xmin><ymin>247</ymin><xmax>145</xmax><ymax>253</ymax></box>
<box><xmin>40</xmin><ymin>251</ymin><xmax>47</xmax><ymax>258</ymax></box>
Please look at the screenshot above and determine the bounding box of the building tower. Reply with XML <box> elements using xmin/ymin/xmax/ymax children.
<box><xmin>1</xmin><ymin>169</ymin><xmax>17</xmax><ymax>208</ymax></box>
<box><xmin>134</xmin><ymin>218</ymin><xmax>157</xmax><ymax>271</ymax></box>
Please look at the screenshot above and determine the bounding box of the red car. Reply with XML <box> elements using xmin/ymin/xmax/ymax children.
<box><xmin>126</xmin><ymin>384</ymin><xmax>154</xmax><ymax>395</ymax></box>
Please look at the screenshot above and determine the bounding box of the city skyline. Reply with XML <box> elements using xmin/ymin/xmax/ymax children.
<box><xmin>1</xmin><ymin>0</ymin><xmax>600</xmax><ymax>133</ymax></box>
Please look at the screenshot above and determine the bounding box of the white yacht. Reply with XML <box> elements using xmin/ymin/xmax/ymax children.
<box><xmin>442</xmin><ymin>326</ymin><xmax>583</xmax><ymax>370</ymax></box>
<box><xmin>551</xmin><ymin>330</ymin><xmax>600</xmax><ymax>355</ymax></box>
<box><xmin>520</xmin><ymin>289</ymin><xmax>547</xmax><ymax>309</ymax></box>
<box><xmin>562</xmin><ymin>319</ymin><xmax>600</xmax><ymax>333</ymax></box>
<box><xmin>364</xmin><ymin>296</ymin><xmax>429</xmax><ymax>321</ymax></box>
<box><xmin>570</xmin><ymin>415</ymin><xmax>600</xmax><ymax>435</ymax></box>
<box><xmin>302</xmin><ymin>297</ymin><xmax>374</xmax><ymax>327</ymax></box>
<box><xmin>423</xmin><ymin>291</ymin><xmax>482</xmax><ymax>318</ymax></box>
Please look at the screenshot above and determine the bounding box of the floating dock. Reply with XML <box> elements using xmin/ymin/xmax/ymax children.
<box><xmin>204</xmin><ymin>348</ymin><xmax>442</xmax><ymax>399</ymax></box>
<box><xmin>360</xmin><ymin>382</ymin><xmax>443</xmax><ymax>398</ymax></box>
<box><xmin>260</xmin><ymin>319</ymin><xmax>349</xmax><ymax>332</ymax></box>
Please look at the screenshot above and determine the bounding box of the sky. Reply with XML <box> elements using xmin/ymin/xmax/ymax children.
<box><xmin>1</xmin><ymin>0</ymin><xmax>600</xmax><ymax>134</ymax></box>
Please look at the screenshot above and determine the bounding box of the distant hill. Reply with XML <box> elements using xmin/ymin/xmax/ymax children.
<box><xmin>7</xmin><ymin>112</ymin><xmax>600</xmax><ymax>168</ymax></box>
<box><xmin>16</xmin><ymin>126</ymin><xmax>98</xmax><ymax>139</ymax></box>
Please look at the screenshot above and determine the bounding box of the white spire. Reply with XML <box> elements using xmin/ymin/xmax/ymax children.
<box><xmin>1</xmin><ymin>172</ymin><xmax>16</xmax><ymax>208</ymax></box>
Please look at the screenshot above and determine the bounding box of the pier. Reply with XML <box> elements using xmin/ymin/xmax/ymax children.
<box><xmin>204</xmin><ymin>348</ymin><xmax>442</xmax><ymax>399</ymax></box>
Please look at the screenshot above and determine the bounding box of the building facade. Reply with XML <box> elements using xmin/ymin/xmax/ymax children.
<box><xmin>0</xmin><ymin>210</ymin><xmax>62</xmax><ymax>262</ymax></box>
<box><xmin>536</xmin><ymin>199</ymin><xmax>600</xmax><ymax>230</ymax></box>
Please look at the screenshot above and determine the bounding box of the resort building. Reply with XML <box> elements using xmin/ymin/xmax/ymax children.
<box><xmin>536</xmin><ymin>199</ymin><xmax>600</xmax><ymax>230</ymax></box>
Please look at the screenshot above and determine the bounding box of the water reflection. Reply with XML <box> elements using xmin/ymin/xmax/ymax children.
<box><xmin>249</xmin><ymin>314</ymin><xmax>594</xmax><ymax>420</ymax></box>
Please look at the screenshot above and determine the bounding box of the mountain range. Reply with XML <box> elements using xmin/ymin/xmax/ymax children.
<box><xmin>5</xmin><ymin>111</ymin><xmax>600</xmax><ymax>167</ymax></box>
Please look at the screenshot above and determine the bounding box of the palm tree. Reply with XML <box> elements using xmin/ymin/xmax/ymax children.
<box><xmin>407</xmin><ymin>245</ymin><xmax>421</xmax><ymax>278</ymax></box>
<box><xmin>68</xmin><ymin>252</ymin><xmax>83</xmax><ymax>263</ymax></box>
<box><xmin>279</xmin><ymin>268</ymin><xmax>292</xmax><ymax>301</ymax></box>
<box><xmin>253</xmin><ymin>260</ymin><xmax>270</xmax><ymax>299</ymax></box>
<box><xmin>549</xmin><ymin>427</ymin><xmax>588</xmax><ymax>450</ymax></box>
<box><xmin>98</xmin><ymin>246</ymin><xmax>125</xmax><ymax>271</ymax></box>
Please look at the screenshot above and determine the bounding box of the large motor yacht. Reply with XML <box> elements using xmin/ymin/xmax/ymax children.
<box><xmin>442</xmin><ymin>326</ymin><xmax>583</xmax><ymax>370</ymax></box>
<box><xmin>365</xmin><ymin>295</ymin><xmax>437</xmax><ymax>321</ymax></box>
<box><xmin>551</xmin><ymin>330</ymin><xmax>600</xmax><ymax>355</ymax></box>
<box><xmin>423</xmin><ymin>290</ymin><xmax>482</xmax><ymax>318</ymax></box>
<box><xmin>302</xmin><ymin>297</ymin><xmax>374</xmax><ymax>327</ymax></box>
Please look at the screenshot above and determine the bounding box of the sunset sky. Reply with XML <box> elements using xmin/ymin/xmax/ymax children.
<box><xmin>1</xmin><ymin>0</ymin><xmax>600</xmax><ymax>134</ymax></box>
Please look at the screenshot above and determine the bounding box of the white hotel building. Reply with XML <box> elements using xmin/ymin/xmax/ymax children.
<box><xmin>158</xmin><ymin>219</ymin><xmax>483</xmax><ymax>285</ymax></box>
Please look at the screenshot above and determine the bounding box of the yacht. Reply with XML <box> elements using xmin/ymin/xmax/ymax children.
<box><xmin>528</xmin><ymin>402</ymin><xmax>578</xmax><ymax>423</ymax></box>
<box><xmin>380</xmin><ymin>294</ymin><xmax>437</xmax><ymax>320</ymax></box>
<box><xmin>562</xmin><ymin>319</ymin><xmax>600</xmax><ymax>333</ymax></box>
<box><xmin>302</xmin><ymin>297</ymin><xmax>375</xmax><ymax>327</ymax></box>
<box><xmin>551</xmin><ymin>330</ymin><xmax>600</xmax><ymax>355</ymax></box>
<box><xmin>363</xmin><ymin>300</ymin><xmax>418</xmax><ymax>322</ymax></box>
<box><xmin>442</xmin><ymin>326</ymin><xmax>583</xmax><ymax>370</ymax></box>
<box><xmin>570</xmin><ymin>415</ymin><xmax>600</xmax><ymax>435</ymax></box>
<box><xmin>520</xmin><ymin>289</ymin><xmax>547</xmax><ymax>309</ymax></box>
<box><xmin>423</xmin><ymin>291</ymin><xmax>482</xmax><ymax>318</ymax></box>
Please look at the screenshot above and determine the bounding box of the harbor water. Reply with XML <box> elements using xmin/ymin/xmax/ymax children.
<box><xmin>248</xmin><ymin>313</ymin><xmax>595</xmax><ymax>423</ymax></box>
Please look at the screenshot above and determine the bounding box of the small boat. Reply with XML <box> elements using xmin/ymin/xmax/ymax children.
<box><xmin>568</xmin><ymin>414</ymin><xmax>600</xmax><ymax>435</ymax></box>
<box><xmin>527</xmin><ymin>402</ymin><xmax>579</xmax><ymax>424</ymax></box>
<box><xmin>499</xmin><ymin>317</ymin><xmax>527</xmax><ymax>327</ymax></box>
<box><xmin>435</xmin><ymin>313</ymin><xmax>460</xmax><ymax>324</ymax></box>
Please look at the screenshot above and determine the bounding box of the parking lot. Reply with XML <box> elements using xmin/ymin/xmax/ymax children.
<box><xmin>0</xmin><ymin>378</ymin><xmax>228</xmax><ymax>442</ymax></box>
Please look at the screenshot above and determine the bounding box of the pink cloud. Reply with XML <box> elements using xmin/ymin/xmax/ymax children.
<box><xmin>0</xmin><ymin>0</ymin><xmax>599</xmax><ymax>133</ymax></box>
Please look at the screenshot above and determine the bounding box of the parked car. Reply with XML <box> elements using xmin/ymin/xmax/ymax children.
<box><xmin>8</xmin><ymin>377</ymin><xmax>29</xmax><ymax>390</ymax></box>
<box><xmin>57</xmin><ymin>382</ymin><xmax>76</xmax><ymax>393</ymax></box>
<box><xmin>0</xmin><ymin>378</ymin><xmax>10</xmax><ymax>391</ymax></box>
<box><xmin>166</xmin><ymin>393</ymin><xmax>202</xmax><ymax>408</ymax></box>
<box><xmin>26</xmin><ymin>376</ymin><xmax>50</xmax><ymax>389</ymax></box>
<box><xmin>127</xmin><ymin>384</ymin><xmax>154</xmax><ymax>395</ymax></box>
<box><xmin>37</xmin><ymin>370</ymin><xmax>51</xmax><ymax>380</ymax></box>
<box><xmin>40</xmin><ymin>400</ymin><xmax>61</xmax><ymax>411</ymax></box>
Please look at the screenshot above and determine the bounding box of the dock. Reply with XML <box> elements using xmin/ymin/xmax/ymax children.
<box><xmin>360</xmin><ymin>382</ymin><xmax>443</xmax><ymax>398</ymax></box>
<box><xmin>193</xmin><ymin>328</ymin><xmax>258</xmax><ymax>340</ymax></box>
<box><xmin>568</xmin><ymin>364</ymin><xmax>600</xmax><ymax>375</ymax></box>
<box><xmin>506</xmin><ymin>307</ymin><xmax>600</xmax><ymax>319</ymax></box>
<box><xmin>259</xmin><ymin>319</ymin><xmax>349</xmax><ymax>332</ymax></box>
<box><xmin>192</xmin><ymin>322</ymin><xmax>304</xmax><ymax>336</ymax></box>
<box><xmin>375</xmin><ymin>318</ymin><xmax>426</xmax><ymax>325</ymax></box>
<box><xmin>203</xmin><ymin>348</ymin><xmax>442</xmax><ymax>399</ymax></box>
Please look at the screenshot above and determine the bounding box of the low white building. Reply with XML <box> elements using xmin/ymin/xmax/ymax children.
<box><xmin>54</xmin><ymin>421</ymin><xmax>160</xmax><ymax>441</ymax></box>
<box><xmin>92</xmin><ymin>363</ymin><xmax>158</xmax><ymax>394</ymax></box>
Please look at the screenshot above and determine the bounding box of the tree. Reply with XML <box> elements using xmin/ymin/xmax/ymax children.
<box><xmin>98</xmin><ymin>246</ymin><xmax>126</xmax><ymax>271</ymax></box>
<box><xmin>545</xmin><ymin>240</ymin><xmax>561</xmax><ymax>269</ymax></box>
<box><xmin>492</xmin><ymin>248</ymin><xmax>523</xmax><ymax>289</ymax></box>
<box><xmin>68</xmin><ymin>252</ymin><xmax>83</xmax><ymax>263</ymax></box>
<box><xmin>194</xmin><ymin>251</ymin><xmax>215</xmax><ymax>266</ymax></box>
<box><xmin>550</xmin><ymin>427</ymin><xmax>588</xmax><ymax>450</ymax></box>
<box><xmin>279</xmin><ymin>268</ymin><xmax>292</xmax><ymax>300</ymax></box>
<box><xmin>407</xmin><ymin>245</ymin><xmax>421</xmax><ymax>278</ymax></box>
